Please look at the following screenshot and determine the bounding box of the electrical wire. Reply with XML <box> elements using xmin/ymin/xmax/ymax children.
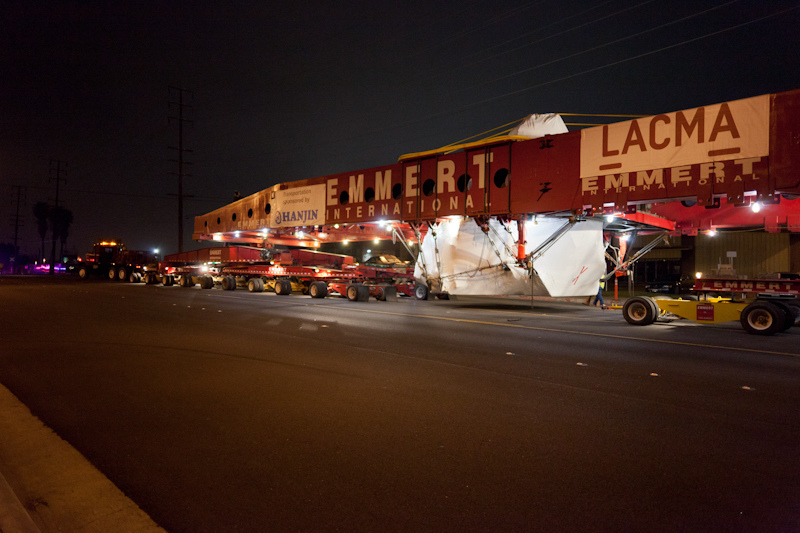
<box><xmin>420</xmin><ymin>3</ymin><xmax>800</xmax><ymax>119</ymax></box>
<box><xmin>458</xmin><ymin>0</ymin><xmax>742</xmax><ymax>94</ymax></box>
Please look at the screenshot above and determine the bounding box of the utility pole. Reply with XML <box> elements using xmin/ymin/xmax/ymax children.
<box><xmin>8</xmin><ymin>185</ymin><xmax>26</xmax><ymax>274</ymax></box>
<box><xmin>168</xmin><ymin>86</ymin><xmax>193</xmax><ymax>253</ymax></box>
<box><xmin>49</xmin><ymin>159</ymin><xmax>67</xmax><ymax>275</ymax></box>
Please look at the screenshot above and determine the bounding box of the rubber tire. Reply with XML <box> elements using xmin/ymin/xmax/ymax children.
<box><xmin>623</xmin><ymin>296</ymin><xmax>657</xmax><ymax>326</ymax></box>
<box><xmin>181</xmin><ymin>275</ymin><xmax>195</xmax><ymax>287</ymax></box>
<box><xmin>309</xmin><ymin>281</ymin><xmax>328</xmax><ymax>298</ymax></box>
<box><xmin>647</xmin><ymin>296</ymin><xmax>661</xmax><ymax>319</ymax></box>
<box><xmin>77</xmin><ymin>266</ymin><xmax>90</xmax><ymax>279</ymax></box>
<box><xmin>346</xmin><ymin>284</ymin><xmax>369</xmax><ymax>302</ymax></box>
<box><xmin>222</xmin><ymin>276</ymin><xmax>236</xmax><ymax>291</ymax></box>
<box><xmin>382</xmin><ymin>286</ymin><xmax>397</xmax><ymax>301</ymax></box>
<box><xmin>117</xmin><ymin>266</ymin><xmax>128</xmax><ymax>281</ymax></box>
<box><xmin>275</xmin><ymin>279</ymin><xmax>291</xmax><ymax>295</ymax></box>
<box><xmin>785</xmin><ymin>301</ymin><xmax>800</xmax><ymax>327</ymax></box>
<box><xmin>414</xmin><ymin>284</ymin><xmax>428</xmax><ymax>300</ymax></box>
<box><xmin>740</xmin><ymin>301</ymin><xmax>782</xmax><ymax>335</ymax></box>
<box><xmin>346</xmin><ymin>284</ymin><xmax>358</xmax><ymax>301</ymax></box>
<box><xmin>201</xmin><ymin>275</ymin><xmax>214</xmax><ymax>289</ymax></box>
<box><xmin>107</xmin><ymin>268</ymin><xmax>117</xmax><ymax>281</ymax></box>
<box><xmin>770</xmin><ymin>301</ymin><xmax>796</xmax><ymax>332</ymax></box>
<box><xmin>163</xmin><ymin>274</ymin><xmax>173</xmax><ymax>286</ymax></box>
<box><xmin>248</xmin><ymin>278</ymin><xmax>264</xmax><ymax>293</ymax></box>
<box><xmin>129</xmin><ymin>272</ymin><xmax>139</xmax><ymax>283</ymax></box>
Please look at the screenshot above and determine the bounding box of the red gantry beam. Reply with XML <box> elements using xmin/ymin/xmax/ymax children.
<box><xmin>193</xmin><ymin>89</ymin><xmax>800</xmax><ymax>243</ymax></box>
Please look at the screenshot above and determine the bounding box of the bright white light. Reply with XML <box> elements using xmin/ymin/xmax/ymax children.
<box><xmin>201</xmin><ymin>264</ymin><xmax>209</xmax><ymax>273</ymax></box>
<box><xmin>619</xmin><ymin>235</ymin><xmax>630</xmax><ymax>242</ymax></box>
<box><xmin>605</xmin><ymin>214</ymin><xmax>616</xmax><ymax>222</ymax></box>
<box><xmin>366</xmin><ymin>249</ymin><xmax>372</xmax><ymax>254</ymax></box>
<box><xmin>373</xmin><ymin>238</ymin><xmax>380</xmax><ymax>244</ymax></box>
<box><xmin>343</xmin><ymin>240</ymin><xmax>349</xmax><ymax>245</ymax></box>
<box><xmin>153</xmin><ymin>248</ymin><xmax>159</xmax><ymax>254</ymax></box>
<box><xmin>213</xmin><ymin>233</ymin><xmax>223</xmax><ymax>241</ymax></box>
<box><xmin>695</xmin><ymin>272</ymin><xmax>702</xmax><ymax>279</ymax></box>
<box><xmin>751</xmin><ymin>202</ymin><xmax>761</xmax><ymax>213</ymax></box>
<box><xmin>707</xmin><ymin>230</ymin><xmax>717</xmax><ymax>237</ymax></box>
<box><xmin>296</xmin><ymin>230</ymin><xmax>304</xmax><ymax>238</ymax></box>
<box><xmin>234</xmin><ymin>231</ymin><xmax>240</xmax><ymax>238</ymax></box>
<box><xmin>333</xmin><ymin>224</ymin><xmax>340</xmax><ymax>229</ymax></box>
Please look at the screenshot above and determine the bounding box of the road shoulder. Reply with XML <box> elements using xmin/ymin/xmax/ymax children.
<box><xmin>0</xmin><ymin>383</ymin><xmax>165</xmax><ymax>533</ymax></box>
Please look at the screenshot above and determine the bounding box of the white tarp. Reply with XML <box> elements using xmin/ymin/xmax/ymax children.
<box><xmin>510</xmin><ymin>113</ymin><xmax>568</xmax><ymax>139</ymax></box>
<box><xmin>414</xmin><ymin>216</ymin><xmax>605</xmax><ymax>297</ymax></box>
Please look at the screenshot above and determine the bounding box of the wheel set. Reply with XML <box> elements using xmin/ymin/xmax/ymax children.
<box><xmin>740</xmin><ymin>300</ymin><xmax>796</xmax><ymax>335</ymax></box>
<box><xmin>145</xmin><ymin>272</ymin><xmax>412</xmax><ymax>303</ymax></box>
<box><xmin>622</xmin><ymin>296</ymin><xmax>660</xmax><ymax>326</ymax></box>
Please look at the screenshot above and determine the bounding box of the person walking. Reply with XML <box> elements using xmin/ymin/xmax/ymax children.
<box><xmin>593</xmin><ymin>278</ymin><xmax>606</xmax><ymax>308</ymax></box>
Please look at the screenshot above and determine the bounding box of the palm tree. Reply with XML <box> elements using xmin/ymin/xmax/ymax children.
<box><xmin>33</xmin><ymin>201</ymin><xmax>50</xmax><ymax>260</ymax></box>
<box><xmin>51</xmin><ymin>206</ymin><xmax>74</xmax><ymax>260</ymax></box>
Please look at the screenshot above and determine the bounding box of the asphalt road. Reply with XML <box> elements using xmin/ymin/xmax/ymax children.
<box><xmin>1</xmin><ymin>276</ymin><xmax>799</xmax><ymax>532</ymax></box>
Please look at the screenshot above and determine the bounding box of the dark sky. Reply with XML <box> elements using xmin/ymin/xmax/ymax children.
<box><xmin>2</xmin><ymin>0</ymin><xmax>799</xmax><ymax>257</ymax></box>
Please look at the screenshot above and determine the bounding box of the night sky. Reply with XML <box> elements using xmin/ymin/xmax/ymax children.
<box><xmin>2</xmin><ymin>0</ymin><xmax>799</xmax><ymax>258</ymax></box>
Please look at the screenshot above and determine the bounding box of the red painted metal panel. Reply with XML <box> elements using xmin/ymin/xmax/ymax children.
<box><xmin>435</xmin><ymin>153</ymin><xmax>467</xmax><ymax>217</ymax></box>
<box><xmin>488</xmin><ymin>144</ymin><xmax>511</xmax><ymax>214</ymax></box>
<box><xmin>466</xmin><ymin>147</ymin><xmax>490</xmax><ymax>217</ymax></box>
<box><xmin>510</xmin><ymin>132</ymin><xmax>582</xmax><ymax>215</ymax></box>
<box><xmin>649</xmin><ymin>196</ymin><xmax>800</xmax><ymax>234</ymax></box>
<box><xmin>771</xmin><ymin>89</ymin><xmax>800</xmax><ymax>194</ymax></box>
<box><xmin>417</xmin><ymin>158</ymin><xmax>438</xmax><ymax>220</ymax></box>
<box><xmin>324</xmin><ymin>164</ymin><xmax>402</xmax><ymax>225</ymax></box>
<box><xmin>401</xmin><ymin>160</ymin><xmax>420</xmax><ymax>221</ymax></box>
<box><xmin>694</xmin><ymin>278</ymin><xmax>800</xmax><ymax>295</ymax></box>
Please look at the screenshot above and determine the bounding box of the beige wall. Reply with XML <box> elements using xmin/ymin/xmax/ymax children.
<box><xmin>695</xmin><ymin>232</ymin><xmax>792</xmax><ymax>278</ymax></box>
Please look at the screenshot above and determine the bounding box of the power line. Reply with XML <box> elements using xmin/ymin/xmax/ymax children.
<box><xmin>457</xmin><ymin>0</ymin><xmax>742</xmax><ymax>95</ymax></box>
<box><xmin>464</xmin><ymin>3</ymin><xmax>800</xmax><ymax>109</ymax></box>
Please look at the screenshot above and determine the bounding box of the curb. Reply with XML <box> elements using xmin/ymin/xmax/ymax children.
<box><xmin>0</xmin><ymin>469</ymin><xmax>41</xmax><ymax>533</ymax></box>
<box><xmin>0</xmin><ymin>384</ymin><xmax>166</xmax><ymax>533</ymax></box>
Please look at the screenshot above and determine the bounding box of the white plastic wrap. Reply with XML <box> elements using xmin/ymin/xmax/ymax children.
<box><xmin>509</xmin><ymin>113</ymin><xmax>568</xmax><ymax>138</ymax></box>
<box><xmin>414</xmin><ymin>216</ymin><xmax>605</xmax><ymax>297</ymax></box>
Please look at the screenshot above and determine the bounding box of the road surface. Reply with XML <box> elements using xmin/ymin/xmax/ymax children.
<box><xmin>1</xmin><ymin>277</ymin><xmax>799</xmax><ymax>532</ymax></box>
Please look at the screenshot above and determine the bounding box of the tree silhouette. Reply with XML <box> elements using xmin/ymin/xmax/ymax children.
<box><xmin>51</xmin><ymin>206</ymin><xmax>74</xmax><ymax>260</ymax></box>
<box><xmin>33</xmin><ymin>201</ymin><xmax>50</xmax><ymax>260</ymax></box>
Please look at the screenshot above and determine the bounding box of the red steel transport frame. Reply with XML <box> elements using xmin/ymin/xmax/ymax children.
<box><xmin>192</xmin><ymin>88</ymin><xmax>800</xmax><ymax>244</ymax></box>
<box><xmin>158</xmin><ymin>247</ymin><xmax>415</xmax><ymax>301</ymax></box>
